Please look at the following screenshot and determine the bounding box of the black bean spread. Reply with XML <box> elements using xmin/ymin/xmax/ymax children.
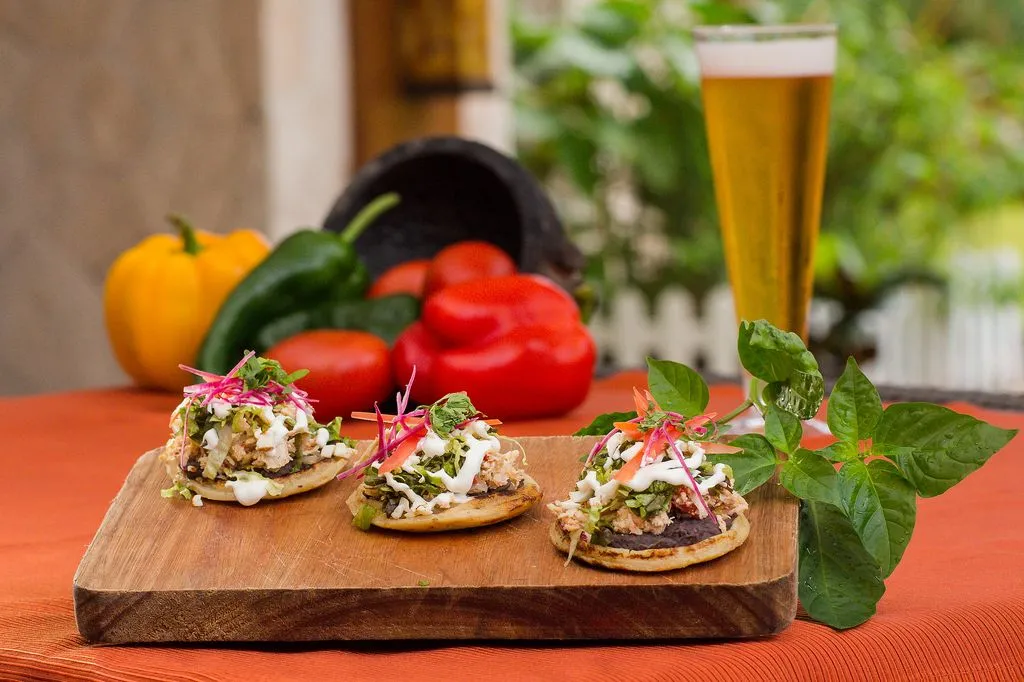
<box><xmin>593</xmin><ymin>514</ymin><xmax>734</xmax><ymax>550</ymax></box>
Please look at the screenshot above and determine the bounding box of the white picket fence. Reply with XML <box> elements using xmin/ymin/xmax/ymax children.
<box><xmin>590</xmin><ymin>252</ymin><xmax>1024</xmax><ymax>393</ymax></box>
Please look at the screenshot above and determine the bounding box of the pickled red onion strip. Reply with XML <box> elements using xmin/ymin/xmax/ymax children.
<box><xmin>665</xmin><ymin>427</ymin><xmax>717</xmax><ymax>523</ymax></box>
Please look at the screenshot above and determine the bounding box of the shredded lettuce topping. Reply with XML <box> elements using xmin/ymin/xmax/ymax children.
<box><xmin>361</xmin><ymin>433</ymin><xmax>473</xmax><ymax>508</ymax></box>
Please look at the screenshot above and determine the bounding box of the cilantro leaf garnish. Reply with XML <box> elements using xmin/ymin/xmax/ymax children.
<box><xmin>569</xmin><ymin>319</ymin><xmax>1016</xmax><ymax>631</ymax></box>
<box><xmin>238</xmin><ymin>354</ymin><xmax>309</xmax><ymax>392</ymax></box>
<box><xmin>428</xmin><ymin>392</ymin><xmax>478</xmax><ymax>438</ymax></box>
<box><xmin>638</xmin><ymin>410</ymin><xmax>668</xmax><ymax>431</ymax></box>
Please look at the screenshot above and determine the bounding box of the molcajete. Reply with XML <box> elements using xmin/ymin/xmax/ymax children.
<box><xmin>322</xmin><ymin>137</ymin><xmax>584</xmax><ymax>292</ymax></box>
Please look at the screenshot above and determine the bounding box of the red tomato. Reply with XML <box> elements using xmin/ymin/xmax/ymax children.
<box><xmin>367</xmin><ymin>259</ymin><xmax>430</xmax><ymax>299</ymax></box>
<box><xmin>422</xmin><ymin>241</ymin><xmax>516</xmax><ymax>298</ymax></box>
<box><xmin>265</xmin><ymin>330</ymin><xmax>392</xmax><ymax>420</ymax></box>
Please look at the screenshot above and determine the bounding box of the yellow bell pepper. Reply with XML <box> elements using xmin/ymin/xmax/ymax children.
<box><xmin>104</xmin><ymin>216</ymin><xmax>270</xmax><ymax>391</ymax></box>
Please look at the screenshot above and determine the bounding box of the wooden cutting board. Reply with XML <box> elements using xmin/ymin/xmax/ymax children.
<box><xmin>74</xmin><ymin>436</ymin><xmax>797</xmax><ymax>643</ymax></box>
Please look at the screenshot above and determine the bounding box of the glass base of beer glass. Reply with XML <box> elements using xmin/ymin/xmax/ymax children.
<box><xmin>727</xmin><ymin>406</ymin><xmax>831</xmax><ymax>438</ymax></box>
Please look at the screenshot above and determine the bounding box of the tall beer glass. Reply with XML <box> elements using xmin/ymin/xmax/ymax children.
<box><xmin>694</xmin><ymin>25</ymin><xmax>836</xmax><ymax>340</ymax></box>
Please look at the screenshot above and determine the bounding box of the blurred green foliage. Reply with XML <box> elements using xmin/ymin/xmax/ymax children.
<box><xmin>515</xmin><ymin>0</ymin><xmax>726</xmax><ymax>302</ymax></box>
<box><xmin>513</xmin><ymin>0</ymin><xmax>1024</xmax><ymax>317</ymax></box>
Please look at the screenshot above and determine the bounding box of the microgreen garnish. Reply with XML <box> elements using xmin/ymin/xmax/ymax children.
<box><xmin>576</xmin><ymin>319</ymin><xmax>1016</xmax><ymax>631</ymax></box>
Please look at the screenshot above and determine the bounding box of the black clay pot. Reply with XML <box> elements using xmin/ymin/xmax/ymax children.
<box><xmin>322</xmin><ymin>136</ymin><xmax>584</xmax><ymax>291</ymax></box>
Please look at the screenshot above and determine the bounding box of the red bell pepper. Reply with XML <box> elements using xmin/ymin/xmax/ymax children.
<box><xmin>392</xmin><ymin>275</ymin><xmax>596</xmax><ymax>420</ymax></box>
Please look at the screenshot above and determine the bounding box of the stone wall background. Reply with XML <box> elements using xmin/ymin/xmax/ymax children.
<box><xmin>0</xmin><ymin>0</ymin><xmax>266</xmax><ymax>395</ymax></box>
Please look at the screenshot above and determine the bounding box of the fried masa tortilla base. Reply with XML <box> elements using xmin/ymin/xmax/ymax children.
<box><xmin>549</xmin><ymin>513</ymin><xmax>750</xmax><ymax>572</ymax></box>
<box><xmin>346</xmin><ymin>475</ymin><xmax>542</xmax><ymax>532</ymax></box>
<box><xmin>160</xmin><ymin>447</ymin><xmax>351</xmax><ymax>503</ymax></box>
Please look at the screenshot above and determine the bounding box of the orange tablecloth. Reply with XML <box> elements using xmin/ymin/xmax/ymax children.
<box><xmin>2</xmin><ymin>374</ymin><xmax>1022</xmax><ymax>681</ymax></box>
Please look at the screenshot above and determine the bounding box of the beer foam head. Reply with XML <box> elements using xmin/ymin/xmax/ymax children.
<box><xmin>695</xmin><ymin>31</ymin><xmax>836</xmax><ymax>78</ymax></box>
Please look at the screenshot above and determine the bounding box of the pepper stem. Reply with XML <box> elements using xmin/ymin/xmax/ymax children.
<box><xmin>167</xmin><ymin>214</ymin><xmax>202</xmax><ymax>255</ymax></box>
<box><xmin>339</xmin><ymin>192</ymin><xmax>400</xmax><ymax>245</ymax></box>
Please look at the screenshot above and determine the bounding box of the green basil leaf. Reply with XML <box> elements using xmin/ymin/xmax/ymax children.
<box><xmin>765</xmin><ymin>404</ymin><xmax>802</xmax><ymax>453</ymax></box>
<box><xmin>818</xmin><ymin>441</ymin><xmax>858</xmax><ymax>462</ymax></box>
<box><xmin>573</xmin><ymin>411</ymin><xmax>638</xmax><ymax>437</ymax></box>
<box><xmin>765</xmin><ymin>370</ymin><xmax>825</xmax><ymax>421</ymax></box>
<box><xmin>737</xmin><ymin>319</ymin><xmax>818</xmax><ymax>383</ymax></box>
<box><xmin>705</xmin><ymin>433</ymin><xmax>778</xmax><ymax>495</ymax></box>
<box><xmin>779</xmin><ymin>448</ymin><xmax>839</xmax><ymax>506</ymax></box>
<box><xmin>799</xmin><ymin>500</ymin><xmax>886</xmax><ymax>629</ymax></box>
<box><xmin>874</xmin><ymin>403</ymin><xmax>1017</xmax><ymax>497</ymax></box>
<box><xmin>837</xmin><ymin>459</ymin><xmax>917</xmax><ymax>577</ymax></box>
<box><xmin>828</xmin><ymin>357</ymin><xmax>883</xmax><ymax>446</ymax></box>
<box><xmin>646</xmin><ymin>358</ymin><xmax>710</xmax><ymax>417</ymax></box>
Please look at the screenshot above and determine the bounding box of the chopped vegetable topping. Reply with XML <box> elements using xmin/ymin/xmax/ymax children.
<box><xmin>161</xmin><ymin>480</ymin><xmax>194</xmax><ymax>501</ymax></box>
<box><xmin>353</xmin><ymin>503</ymin><xmax>378</xmax><ymax>530</ymax></box>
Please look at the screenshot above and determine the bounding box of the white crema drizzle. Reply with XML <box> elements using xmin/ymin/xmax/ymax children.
<box><xmin>378</xmin><ymin>421</ymin><xmax>498</xmax><ymax>517</ymax></box>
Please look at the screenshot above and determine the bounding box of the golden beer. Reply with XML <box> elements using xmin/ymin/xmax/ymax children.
<box><xmin>695</xmin><ymin>29</ymin><xmax>836</xmax><ymax>339</ymax></box>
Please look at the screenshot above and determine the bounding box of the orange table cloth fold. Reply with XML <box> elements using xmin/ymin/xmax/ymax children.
<box><xmin>1</xmin><ymin>375</ymin><xmax>1022</xmax><ymax>681</ymax></box>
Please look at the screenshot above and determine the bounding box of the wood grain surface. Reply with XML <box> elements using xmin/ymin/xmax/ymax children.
<box><xmin>73</xmin><ymin>437</ymin><xmax>798</xmax><ymax>643</ymax></box>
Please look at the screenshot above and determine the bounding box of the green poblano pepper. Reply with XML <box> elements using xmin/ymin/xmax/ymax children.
<box><xmin>196</xmin><ymin>193</ymin><xmax>399</xmax><ymax>374</ymax></box>
<box><xmin>252</xmin><ymin>294</ymin><xmax>420</xmax><ymax>352</ymax></box>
